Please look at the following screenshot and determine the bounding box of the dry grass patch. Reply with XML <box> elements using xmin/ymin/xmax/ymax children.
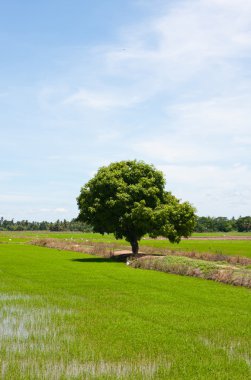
<box><xmin>129</xmin><ymin>255</ymin><xmax>251</xmax><ymax>288</ymax></box>
<box><xmin>32</xmin><ymin>238</ymin><xmax>251</xmax><ymax>265</ymax></box>
<box><xmin>32</xmin><ymin>238</ymin><xmax>121</xmax><ymax>258</ymax></box>
<box><xmin>141</xmin><ymin>245</ymin><xmax>251</xmax><ymax>266</ymax></box>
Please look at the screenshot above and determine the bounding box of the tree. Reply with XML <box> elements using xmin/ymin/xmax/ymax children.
<box><xmin>236</xmin><ymin>216</ymin><xmax>251</xmax><ymax>232</ymax></box>
<box><xmin>194</xmin><ymin>216</ymin><xmax>234</xmax><ymax>232</ymax></box>
<box><xmin>77</xmin><ymin>160</ymin><xmax>196</xmax><ymax>254</ymax></box>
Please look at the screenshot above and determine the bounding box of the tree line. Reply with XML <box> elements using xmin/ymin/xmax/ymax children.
<box><xmin>194</xmin><ymin>216</ymin><xmax>251</xmax><ymax>232</ymax></box>
<box><xmin>0</xmin><ymin>217</ymin><xmax>92</xmax><ymax>232</ymax></box>
<box><xmin>0</xmin><ymin>215</ymin><xmax>251</xmax><ymax>233</ymax></box>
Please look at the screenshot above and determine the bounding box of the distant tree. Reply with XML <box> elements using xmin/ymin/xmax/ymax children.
<box><xmin>49</xmin><ymin>220</ymin><xmax>63</xmax><ymax>231</ymax></box>
<box><xmin>195</xmin><ymin>216</ymin><xmax>234</xmax><ymax>232</ymax></box>
<box><xmin>214</xmin><ymin>217</ymin><xmax>233</xmax><ymax>232</ymax></box>
<box><xmin>77</xmin><ymin>160</ymin><xmax>196</xmax><ymax>254</ymax></box>
<box><xmin>195</xmin><ymin>216</ymin><xmax>213</xmax><ymax>232</ymax></box>
<box><xmin>236</xmin><ymin>216</ymin><xmax>251</xmax><ymax>232</ymax></box>
<box><xmin>230</xmin><ymin>217</ymin><xmax>237</xmax><ymax>231</ymax></box>
<box><xmin>0</xmin><ymin>217</ymin><xmax>91</xmax><ymax>232</ymax></box>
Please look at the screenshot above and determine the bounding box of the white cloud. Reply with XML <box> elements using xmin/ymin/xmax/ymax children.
<box><xmin>4</xmin><ymin>0</ymin><xmax>251</xmax><ymax>219</ymax></box>
<box><xmin>105</xmin><ymin>0</ymin><xmax>251</xmax><ymax>84</ymax></box>
<box><xmin>52</xmin><ymin>0</ymin><xmax>251</xmax><ymax>218</ymax></box>
<box><xmin>38</xmin><ymin>207</ymin><xmax>68</xmax><ymax>214</ymax></box>
<box><xmin>170</xmin><ymin>98</ymin><xmax>251</xmax><ymax>134</ymax></box>
<box><xmin>0</xmin><ymin>194</ymin><xmax>68</xmax><ymax>204</ymax></box>
<box><xmin>0</xmin><ymin>194</ymin><xmax>38</xmax><ymax>202</ymax></box>
<box><xmin>159</xmin><ymin>163</ymin><xmax>251</xmax><ymax>188</ymax></box>
<box><xmin>133</xmin><ymin>139</ymin><xmax>215</xmax><ymax>163</ymax></box>
<box><xmin>55</xmin><ymin>208</ymin><xmax>67</xmax><ymax>213</ymax></box>
<box><xmin>40</xmin><ymin>0</ymin><xmax>251</xmax><ymax>115</ymax></box>
<box><xmin>64</xmin><ymin>88</ymin><xmax>143</xmax><ymax>110</ymax></box>
<box><xmin>157</xmin><ymin>163</ymin><xmax>251</xmax><ymax>216</ymax></box>
<box><xmin>133</xmin><ymin>92</ymin><xmax>251</xmax><ymax>167</ymax></box>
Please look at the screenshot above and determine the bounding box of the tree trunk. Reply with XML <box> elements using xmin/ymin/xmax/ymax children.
<box><xmin>130</xmin><ymin>239</ymin><xmax>139</xmax><ymax>255</ymax></box>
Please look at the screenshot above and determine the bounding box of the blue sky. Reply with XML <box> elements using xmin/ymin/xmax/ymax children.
<box><xmin>1</xmin><ymin>0</ymin><xmax>251</xmax><ymax>221</ymax></box>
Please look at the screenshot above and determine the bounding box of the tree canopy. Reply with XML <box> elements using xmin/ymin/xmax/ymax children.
<box><xmin>77</xmin><ymin>160</ymin><xmax>196</xmax><ymax>254</ymax></box>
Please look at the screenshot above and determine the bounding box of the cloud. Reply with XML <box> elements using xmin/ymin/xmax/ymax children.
<box><xmin>132</xmin><ymin>92</ymin><xmax>251</xmax><ymax>168</ymax></box>
<box><xmin>37</xmin><ymin>208</ymin><xmax>68</xmax><ymax>214</ymax></box>
<box><xmin>104</xmin><ymin>0</ymin><xmax>251</xmax><ymax>84</ymax></box>
<box><xmin>54</xmin><ymin>0</ymin><xmax>251</xmax><ymax>146</ymax></box>
<box><xmin>158</xmin><ymin>163</ymin><xmax>251</xmax><ymax>188</ymax></box>
<box><xmin>64</xmin><ymin>88</ymin><xmax>143</xmax><ymax>110</ymax></box>
<box><xmin>0</xmin><ymin>194</ymin><xmax>39</xmax><ymax>202</ymax></box>
<box><xmin>157</xmin><ymin>163</ymin><xmax>251</xmax><ymax>217</ymax></box>
<box><xmin>42</xmin><ymin>0</ymin><xmax>251</xmax><ymax>218</ymax></box>
<box><xmin>55</xmin><ymin>208</ymin><xmax>67</xmax><ymax>213</ymax></box>
<box><xmin>39</xmin><ymin>0</ymin><xmax>251</xmax><ymax>115</ymax></box>
<box><xmin>133</xmin><ymin>139</ymin><xmax>214</xmax><ymax>164</ymax></box>
<box><xmin>3</xmin><ymin>0</ymin><xmax>251</xmax><ymax>219</ymax></box>
<box><xmin>166</xmin><ymin>96</ymin><xmax>251</xmax><ymax>136</ymax></box>
<box><xmin>0</xmin><ymin>194</ymin><xmax>59</xmax><ymax>206</ymax></box>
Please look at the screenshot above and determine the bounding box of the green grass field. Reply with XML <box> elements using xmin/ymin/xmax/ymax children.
<box><xmin>0</xmin><ymin>240</ymin><xmax>251</xmax><ymax>379</ymax></box>
<box><xmin>140</xmin><ymin>239</ymin><xmax>251</xmax><ymax>258</ymax></box>
<box><xmin>1</xmin><ymin>231</ymin><xmax>251</xmax><ymax>259</ymax></box>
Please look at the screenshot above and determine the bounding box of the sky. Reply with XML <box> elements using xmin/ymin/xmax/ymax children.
<box><xmin>1</xmin><ymin>0</ymin><xmax>251</xmax><ymax>221</ymax></box>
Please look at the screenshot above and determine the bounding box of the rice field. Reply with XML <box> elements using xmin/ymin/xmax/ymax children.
<box><xmin>140</xmin><ymin>238</ymin><xmax>251</xmax><ymax>259</ymax></box>
<box><xmin>1</xmin><ymin>231</ymin><xmax>251</xmax><ymax>258</ymax></box>
<box><xmin>0</xmin><ymin>238</ymin><xmax>251</xmax><ymax>379</ymax></box>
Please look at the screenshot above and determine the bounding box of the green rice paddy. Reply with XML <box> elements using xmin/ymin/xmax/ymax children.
<box><xmin>1</xmin><ymin>231</ymin><xmax>251</xmax><ymax>258</ymax></box>
<box><xmin>0</xmin><ymin>235</ymin><xmax>251</xmax><ymax>379</ymax></box>
<box><xmin>140</xmin><ymin>239</ymin><xmax>251</xmax><ymax>258</ymax></box>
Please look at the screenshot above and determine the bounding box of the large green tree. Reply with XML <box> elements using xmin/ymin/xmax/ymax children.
<box><xmin>77</xmin><ymin>160</ymin><xmax>196</xmax><ymax>254</ymax></box>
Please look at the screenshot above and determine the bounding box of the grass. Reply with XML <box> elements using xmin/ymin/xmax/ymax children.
<box><xmin>0</xmin><ymin>231</ymin><xmax>120</xmax><ymax>243</ymax></box>
<box><xmin>192</xmin><ymin>231</ymin><xmax>251</xmax><ymax>237</ymax></box>
<box><xmin>140</xmin><ymin>239</ymin><xmax>251</xmax><ymax>258</ymax></box>
<box><xmin>0</xmin><ymin>241</ymin><xmax>251</xmax><ymax>379</ymax></box>
<box><xmin>130</xmin><ymin>255</ymin><xmax>251</xmax><ymax>288</ymax></box>
<box><xmin>32</xmin><ymin>237</ymin><xmax>251</xmax><ymax>266</ymax></box>
<box><xmin>1</xmin><ymin>231</ymin><xmax>251</xmax><ymax>259</ymax></box>
<box><xmin>32</xmin><ymin>238</ymin><xmax>251</xmax><ymax>287</ymax></box>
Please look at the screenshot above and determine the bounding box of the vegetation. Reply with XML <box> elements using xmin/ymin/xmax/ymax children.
<box><xmin>1</xmin><ymin>215</ymin><xmax>251</xmax><ymax>234</ymax></box>
<box><xmin>195</xmin><ymin>216</ymin><xmax>251</xmax><ymax>232</ymax></box>
<box><xmin>32</xmin><ymin>236</ymin><xmax>251</xmax><ymax>266</ymax></box>
<box><xmin>32</xmin><ymin>237</ymin><xmax>251</xmax><ymax>288</ymax></box>
<box><xmin>77</xmin><ymin>160</ymin><xmax>196</xmax><ymax>254</ymax></box>
<box><xmin>140</xmin><ymin>238</ymin><xmax>251</xmax><ymax>259</ymax></box>
<box><xmin>130</xmin><ymin>255</ymin><xmax>251</xmax><ymax>288</ymax></box>
<box><xmin>236</xmin><ymin>216</ymin><xmax>251</xmax><ymax>232</ymax></box>
<box><xmin>1</xmin><ymin>230</ymin><xmax>251</xmax><ymax>258</ymax></box>
<box><xmin>0</xmin><ymin>240</ymin><xmax>251</xmax><ymax>379</ymax></box>
<box><xmin>0</xmin><ymin>217</ymin><xmax>92</xmax><ymax>232</ymax></box>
